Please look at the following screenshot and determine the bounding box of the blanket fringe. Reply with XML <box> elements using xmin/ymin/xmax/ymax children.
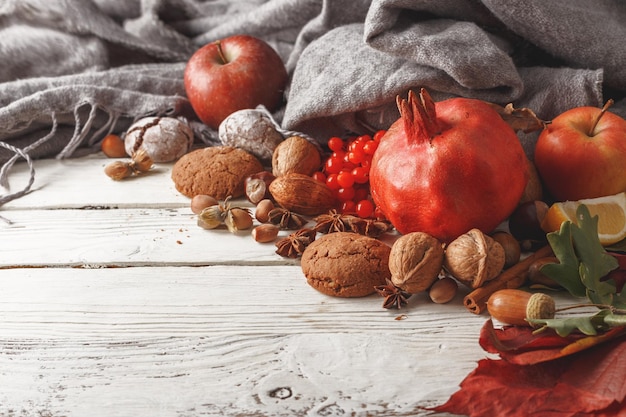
<box><xmin>57</xmin><ymin>102</ymin><xmax>98</xmax><ymax>159</ymax></box>
<box><xmin>0</xmin><ymin>112</ymin><xmax>58</xmax><ymax>185</ymax></box>
<box><xmin>0</xmin><ymin>140</ymin><xmax>36</xmax><ymax>219</ymax></box>
<box><xmin>88</xmin><ymin>111</ymin><xmax>120</xmax><ymax>146</ymax></box>
<box><xmin>0</xmin><ymin>114</ymin><xmax>60</xmax><ymax>217</ymax></box>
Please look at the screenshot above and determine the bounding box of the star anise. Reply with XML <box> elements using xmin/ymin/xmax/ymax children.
<box><xmin>374</xmin><ymin>279</ymin><xmax>412</xmax><ymax>309</ymax></box>
<box><xmin>275</xmin><ymin>228</ymin><xmax>317</xmax><ymax>258</ymax></box>
<box><xmin>268</xmin><ymin>207</ymin><xmax>308</xmax><ymax>230</ymax></box>
<box><xmin>313</xmin><ymin>209</ymin><xmax>347</xmax><ymax>234</ymax></box>
<box><xmin>344</xmin><ymin>215</ymin><xmax>393</xmax><ymax>238</ymax></box>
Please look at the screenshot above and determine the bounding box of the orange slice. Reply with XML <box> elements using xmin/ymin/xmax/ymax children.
<box><xmin>541</xmin><ymin>191</ymin><xmax>626</xmax><ymax>246</ymax></box>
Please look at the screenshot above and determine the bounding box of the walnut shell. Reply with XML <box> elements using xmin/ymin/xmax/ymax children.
<box><xmin>389</xmin><ymin>232</ymin><xmax>444</xmax><ymax>294</ymax></box>
<box><xmin>272</xmin><ymin>135</ymin><xmax>321</xmax><ymax>177</ymax></box>
<box><xmin>443</xmin><ymin>228</ymin><xmax>505</xmax><ymax>289</ymax></box>
<box><xmin>268</xmin><ymin>173</ymin><xmax>336</xmax><ymax>216</ymax></box>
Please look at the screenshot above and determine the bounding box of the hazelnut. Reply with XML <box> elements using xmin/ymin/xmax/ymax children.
<box><xmin>104</xmin><ymin>161</ymin><xmax>132</xmax><ymax>180</ymax></box>
<box><xmin>487</xmin><ymin>289</ymin><xmax>555</xmax><ymax>327</ymax></box>
<box><xmin>272</xmin><ymin>135</ymin><xmax>322</xmax><ymax>177</ymax></box>
<box><xmin>197</xmin><ymin>205</ymin><xmax>223</xmax><ymax>230</ymax></box>
<box><xmin>505</xmin><ymin>271</ymin><xmax>528</xmax><ymax>290</ymax></box>
<box><xmin>190</xmin><ymin>195</ymin><xmax>219</xmax><ymax>214</ymax></box>
<box><xmin>444</xmin><ymin>228</ymin><xmax>505</xmax><ymax>289</ymax></box>
<box><xmin>518</xmin><ymin>158</ymin><xmax>543</xmax><ymax>205</ymax></box>
<box><xmin>508</xmin><ymin>200</ymin><xmax>549</xmax><ymax>242</ymax></box>
<box><xmin>255</xmin><ymin>199</ymin><xmax>275</xmax><ymax>223</ymax></box>
<box><xmin>491</xmin><ymin>231</ymin><xmax>521</xmax><ymax>268</ymax></box>
<box><xmin>101</xmin><ymin>133</ymin><xmax>127</xmax><ymax>158</ymax></box>
<box><xmin>244</xmin><ymin>171</ymin><xmax>276</xmax><ymax>204</ymax></box>
<box><xmin>252</xmin><ymin>224</ymin><xmax>280</xmax><ymax>243</ymax></box>
<box><xmin>225</xmin><ymin>208</ymin><xmax>253</xmax><ymax>232</ymax></box>
<box><xmin>389</xmin><ymin>232</ymin><xmax>444</xmax><ymax>294</ymax></box>
<box><xmin>527</xmin><ymin>256</ymin><xmax>562</xmax><ymax>289</ymax></box>
<box><xmin>429</xmin><ymin>277</ymin><xmax>458</xmax><ymax>304</ymax></box>
<box><xmin>130</xmin><ymin>148</ymin><xmax>153</xmax><ymax>172</ymax></box>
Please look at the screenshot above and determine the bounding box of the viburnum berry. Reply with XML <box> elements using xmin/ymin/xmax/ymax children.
<box><xmin>363</xmin><ymin>140</ymin><xmax>378</xmax><ymax>155</ymax></box>
<box><xmin>352</xmin><ymin>166</ymin><xmax>369</xmax><ymax>184</ymax></box>
<box><xmin>325</xmin><ymin>154</ymin><xmax>343</xmax><ymax>174</ymax></box>
<box><xmin>336</xmin><ymin>170</ymin><xmax>355</xmax><ymax>188</ymax></box>
<box><xmin>341</xmin><ymin>200</ymin><xmax>356</xmax><ymax>214</ymax></box>
<box><xmin>373</xmin><ymin>130</ymin><xmax>386</xmax><ymax>142</ymax></box>
<box><xmin>314</xmin><ymin>130</ymin><xmax>388</xmax><ymax>217</ymax></box>
<box><xmin>347</xmin><ymin>149</ymin><xmax>365</xmax><ymax>165</ymax></box>
<box><xmin>325</xmin><ymin>173</ymin><xmax>341</xmax><ymax>190</ymax></box>
<box><xmin>327</xmin><ymin>137</ymin><xmax>344</xmax><ymax>152</ymax></box>
<box><xmin>336</xmin><ymin>187</ymin><xmax>355</xmax><ymax>202</ymax></box>
<box><xmin>312</xmin><ymin>171</ymin><xmax>326</xmax><ymax>183</ymax></box>
<box><xmin>356</xmin><ymin>199</ymin><xmax>375</xmax><ymax>218</ymax></box>
<box><xmin>374</xmin><ymin>206</ymin><xmax>387</xmax><ymax>220</ymax></box>
<box><xmin>353</xmin><ymin>186</ymin><xmax>369</xmax><ymax>202</ymax></box>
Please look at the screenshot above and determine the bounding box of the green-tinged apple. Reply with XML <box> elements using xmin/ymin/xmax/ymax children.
<box><xmin>184</xmin><ymin>35</ymin><xmax>288</xmax><ymax>130</ymax></box>
<box><xmin>534</xmin><ymin>100</ymin><xmax>626</xmax><ymax>201</ymax></box>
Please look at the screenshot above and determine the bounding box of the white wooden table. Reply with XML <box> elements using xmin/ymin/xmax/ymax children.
<box><xmin>1</xmin><ymin>153</ymin><xmax>508</xmax><ymax>416</ymax></box>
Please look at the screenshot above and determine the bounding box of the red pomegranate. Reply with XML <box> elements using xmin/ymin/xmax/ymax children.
<box><xmin>369</xmin><ymin>89</ymin><xmax>528</xmax><ymax>243</ymax></box>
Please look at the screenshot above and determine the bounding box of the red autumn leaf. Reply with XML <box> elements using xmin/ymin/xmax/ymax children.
<box><xmin>432</xmin><ymin>334</ymin><xmax>626</xmax><ymax>417</ymax></box>
<box><xmin>480</xmin><ymin>319</ymin><xmax>580</xmax><ymax>354</ymax></box>
<box><xmin>479</xmin><ymin>319</ymin><xmax>626</xmax><ymax>365</ymax></box>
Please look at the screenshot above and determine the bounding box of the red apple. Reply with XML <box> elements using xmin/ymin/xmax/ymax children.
<box><xmin>184</xmin><ymin>35</ymin><xmax>288</xmax><ymax>130</ymax></box>
<box><xmin>534</xmin><ymin>100</ymin><xmax>626</xmax><ymax>201</ymax></box>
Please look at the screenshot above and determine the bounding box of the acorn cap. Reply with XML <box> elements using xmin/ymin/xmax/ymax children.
<box><xmin>526</xmin><ymin>292</ymin><xmax>556</xmax><ymax>324</ymax></box>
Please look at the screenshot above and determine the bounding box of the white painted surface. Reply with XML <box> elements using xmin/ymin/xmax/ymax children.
<box><xmin>0</xmin><ymin>155</ymin><xmax>532</xmax><ymax>416</ymax></box>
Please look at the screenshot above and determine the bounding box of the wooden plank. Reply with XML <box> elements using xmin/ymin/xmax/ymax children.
<box><xmin>2</xmin><ymin>154</ymin><xmax>197</xmax><ymax>210</ymax></box>
<box><xmin>0</xmin><ymin>265</ymin><xmax>485</xmax><ymax>416</ymax></box>
<box><xmin>0</xmin><ymin>207</ymin><xmax>298</xmax><ymax>268</ymax></box>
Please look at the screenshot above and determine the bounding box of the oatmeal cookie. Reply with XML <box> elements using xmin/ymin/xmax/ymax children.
<box><xmin>171</xmin><ymin>146</ymin><xmax>264</xmax><ymax>199</ymax></box>
<box><xmin>301</xmin><ymin>232</ymin><xmax>391</xmax><ymax>297</ymax></box>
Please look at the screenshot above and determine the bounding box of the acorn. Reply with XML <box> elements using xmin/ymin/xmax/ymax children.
<box><xmin>487</xmin><ymin>289</ymin><xmax>555</xmax><ymax>327</ymax></box>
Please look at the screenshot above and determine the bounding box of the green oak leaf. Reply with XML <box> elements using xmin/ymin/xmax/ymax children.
<box><xmin>610</xmin><ymin>286</ymin><xmax>626</xmax><ymax>310</ymax></box>
<box><xmin>541</xmin><ymin>205</ymin><xmax>619</xmax><ymax>302</ymax></box>
<box><xmin>541</xmin><ymin>221</ymin><xmax>587</xmax><ymax>297</ymax></box>
<box><xmin>571</xmin><ymin>205</ymin><xmax>619</xmax><ymax>305</ymax></box>
<box><xmin>532</xmin><ymin>204</ymin><xmax>626</xmax><ymax>338</ymax></box>
<box><xmin>531</xmin><ymin>309</ymin><xmax>611</xmax><ymax>337</ymax></box>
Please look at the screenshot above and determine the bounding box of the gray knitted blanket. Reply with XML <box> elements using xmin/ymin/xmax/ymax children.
<box><xmin>1</xmin><ymin>0</ymin><xmax>625</xmax><ymax>206</ymax></box>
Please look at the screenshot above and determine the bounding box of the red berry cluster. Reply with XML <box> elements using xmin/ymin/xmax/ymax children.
<box><xmin>312</xmin><ymin>130</ymin><xmax>386</xmax><ymax>219</ymax></box>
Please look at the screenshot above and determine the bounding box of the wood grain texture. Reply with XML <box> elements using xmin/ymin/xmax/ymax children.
<box><xmin>2</xmin><ymin>155</ymin><xmax>189</xmax><ymax>210</ymax></box>
<box><xmin>0</xmin><ymin>207</ymin><xmax>291</xmax><ymax>267</ymax></box>
<box><xmin>0</xmin><ymin>266</ymin><xmax>484</xmax><ymax>417</ymax></box>
<box><xmin>1</xmin><ymin>155</ymin><xmax>577</xmax><ymax>416</ymax></box>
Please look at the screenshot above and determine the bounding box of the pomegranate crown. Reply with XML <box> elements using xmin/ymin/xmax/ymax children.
<box><xmin>397</xmin><ymin>88</ymin><xmax>442</xmax><ymax>140</ymax></box>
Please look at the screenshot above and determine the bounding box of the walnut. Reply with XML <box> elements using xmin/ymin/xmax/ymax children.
<box><xmin>389</xmin><ymin>232</ymin><xmax>444</xmax><ymax>294</ymax></box>
<box><xmin>443</xmin><ymin>228</ymin><xmax>505</xmax><ymax>289</ymax></box>
<box><xmin>272</xmin><ymin>135</ymin><xmax>321</xmax><ymax>177</ymax></box>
